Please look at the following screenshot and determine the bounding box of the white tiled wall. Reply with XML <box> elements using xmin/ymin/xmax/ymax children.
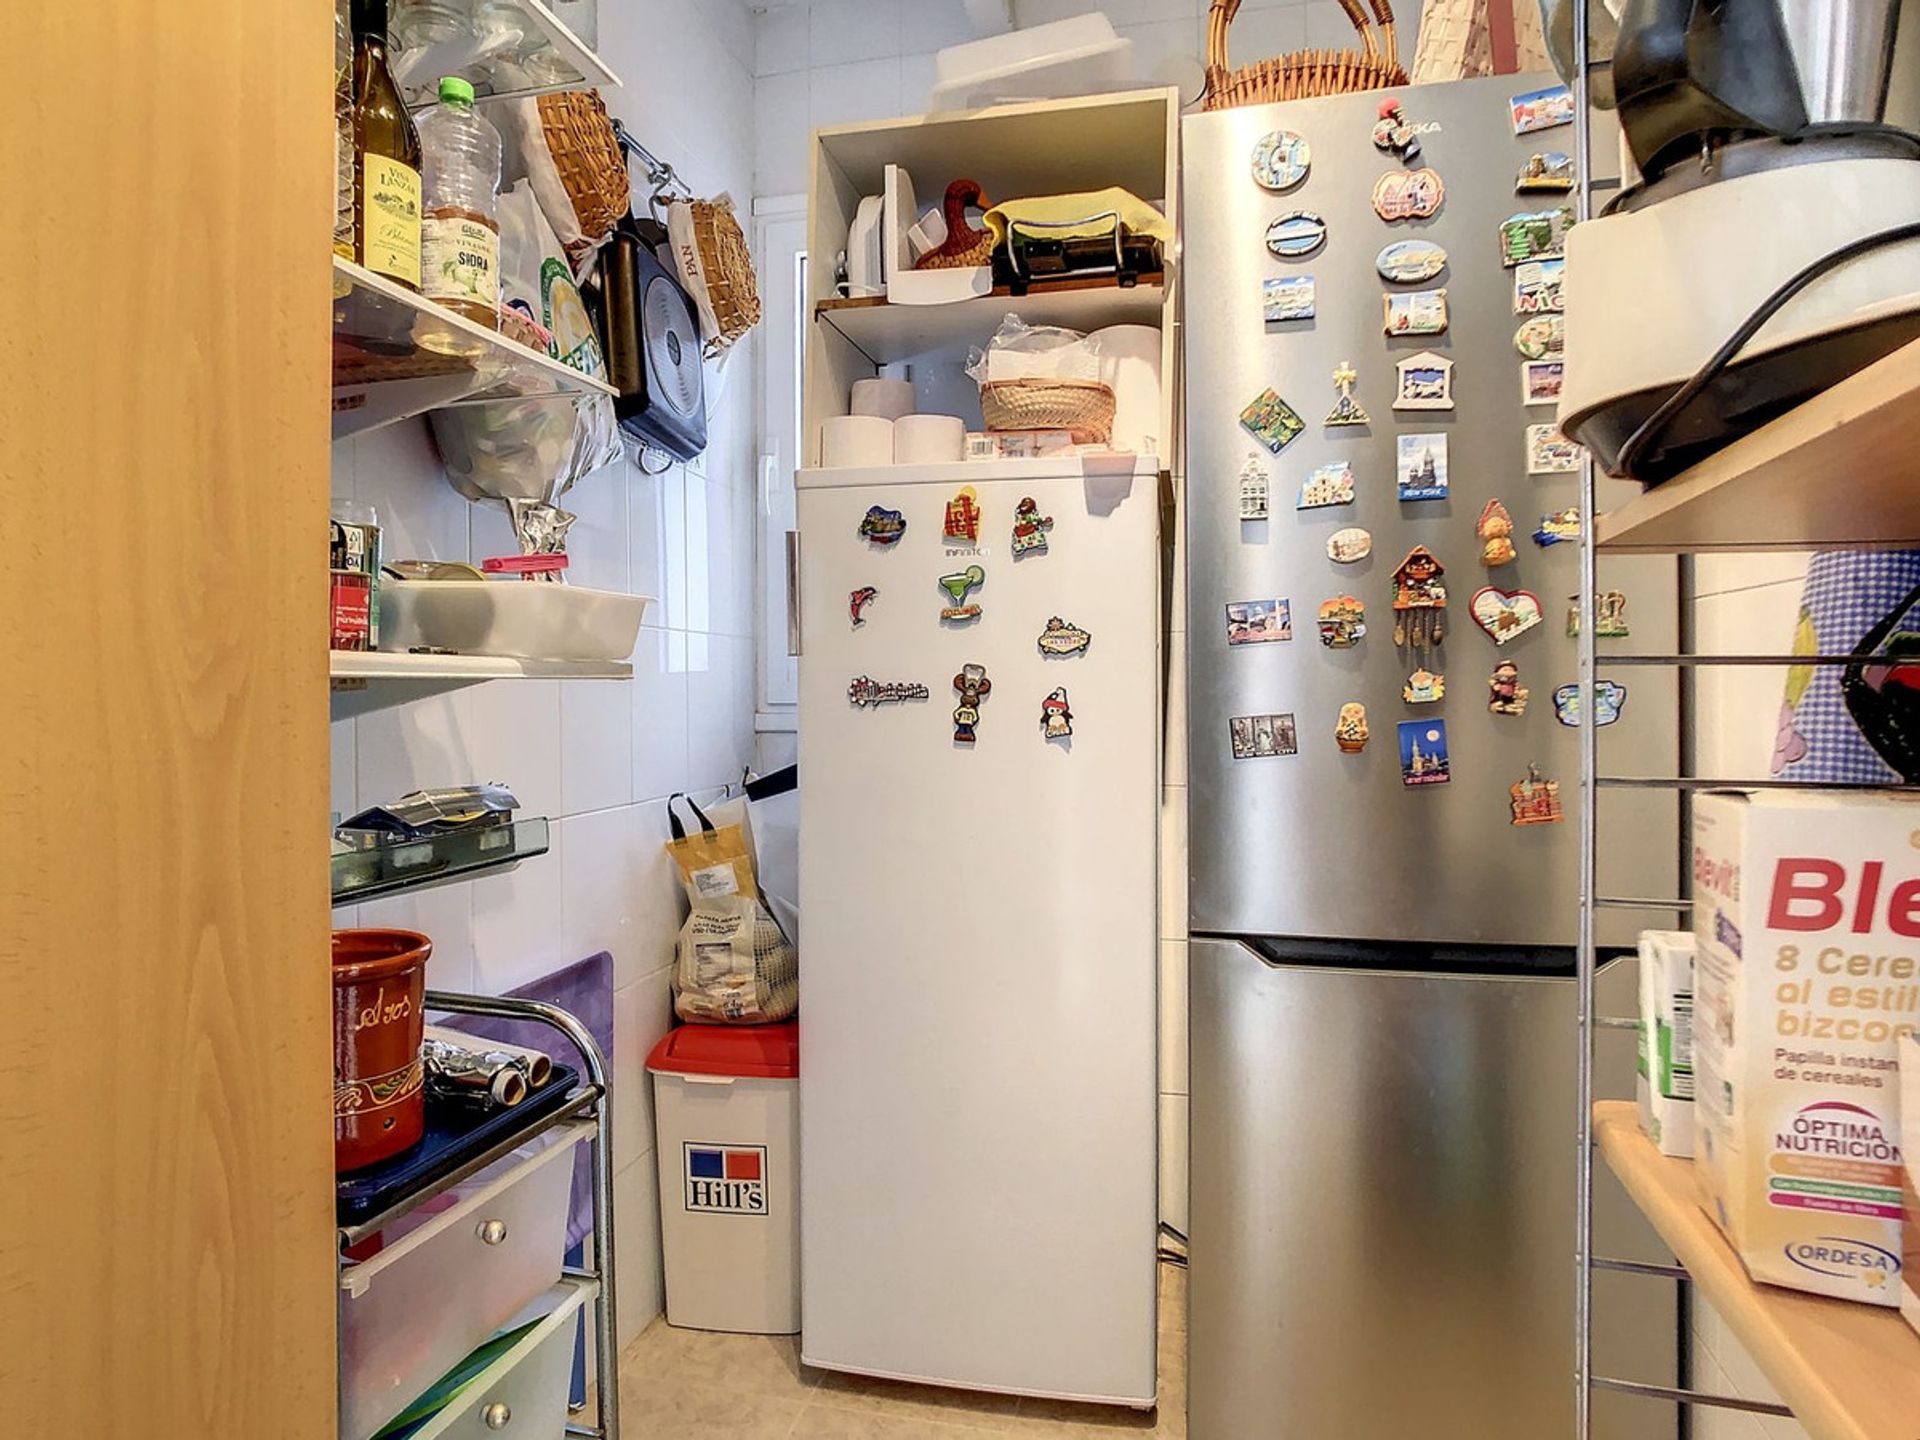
<box><xmin>1684</xmin><ymin>553</ymin><xmax>1815</xmax><ymax>1438</ymax></box>
<box><xmin>752</xmin><ymin>0</ymin><xmax>1419</xmax><ymax>195</ymax></box>
<box><xmin>332</xmin><ymin>0</ymin><xmax>759</xmax><ymax>1348</ymax></box>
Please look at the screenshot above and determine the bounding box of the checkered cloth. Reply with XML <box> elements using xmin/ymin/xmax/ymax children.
<box><xmin>1773</xmin><ymin>551</ymin><xmax>1920</xmax><ymax>783</ymax></box>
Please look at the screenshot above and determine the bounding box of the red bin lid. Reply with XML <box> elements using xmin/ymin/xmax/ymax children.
<box><xmin>647</xmin><ymin>1021</ymin><xmax>799</xmax><ymax>1079</ymax></box>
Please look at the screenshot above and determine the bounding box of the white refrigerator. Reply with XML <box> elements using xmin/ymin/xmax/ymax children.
<box><xmin>796</xmin><ymin>455</ymin><xmax>1161</xmax><ymax>1404</ymax></box>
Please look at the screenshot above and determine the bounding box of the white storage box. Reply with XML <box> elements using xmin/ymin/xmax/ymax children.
<box><xmin>338</xmin><ymin>1123</ymin><xmax>589</xmax><ymax>1440</ymax></box>
<box><xmin>928</xmin><ymin>15</ymin><xmax>1135</xmax><ymax>112</ymax></box>
<box><xmin>1636</xmin><ymin>930</ymin><xmax>1696</xmax><ymax>1158</ymax></box>
<box><xmin>647</xmin><ymin>1023</ymin><xmax>800</xmax><ymax>1334</ymax></box>
<box><xmin>405</xmin><ymin>1278</ymin><xmax>596</xmax><ymax>1440</ymax></box>
<box><xmin>380</xmin><ymin>580</ymin><xmax>649</xmax><ymax>663</ymax></box>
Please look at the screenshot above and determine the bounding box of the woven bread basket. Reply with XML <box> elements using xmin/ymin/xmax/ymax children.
<box><xmin>533</xmin><ymin>90</ymin><xmax>630</xmax><ymax>247</ymax></box>
<box><xmin>1204</xmin><ymin>0</ymin><xmax>1408</xmax><ymax>109</ymax></box>
<box><xmin>669</xmin><ymin>196</ymin><xmax>762</xmax><ymax>355</ymax></box>
<box><xmin>980</xmin><ymin>380</ymin><xmax>1117</xmax><ymax>445</ymax></box>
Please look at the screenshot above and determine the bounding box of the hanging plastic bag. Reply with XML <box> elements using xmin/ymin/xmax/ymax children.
<box><xmin>663</xmin><ymin>794</ymin><xmax>797</xmax><ymax>1024</ymax></box>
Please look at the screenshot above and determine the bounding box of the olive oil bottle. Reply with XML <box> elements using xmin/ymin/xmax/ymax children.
<box><xmin>350</xmin><ymin>0</ymin><xmax>423</xmax><ymax>291</ymax></box>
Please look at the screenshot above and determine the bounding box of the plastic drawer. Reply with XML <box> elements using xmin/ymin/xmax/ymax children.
<box><xmin>409</xmin><ymin>1279</ymin><xmax>596</xmax><ymax>1440</ymax></box>
<box><xmin>339</xmin><ymin>1121</ymin><xmax>592</xmax><ymax>1440</ymax></box>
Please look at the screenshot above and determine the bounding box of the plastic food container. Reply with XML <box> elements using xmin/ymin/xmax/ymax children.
<box><xmin>928</xmin><ymin>15</ymin><xmax>1135</xmax><ymax>112</ymax></box>
<box><xmin>379</xmin><ymin>580</ymin><xmax>649</xmax><ymax>662</ymax></box>
<box><xmin>337</xmin><ymin>1124</ymin><xmax>588</xmax><ymax>1440</ymax></box>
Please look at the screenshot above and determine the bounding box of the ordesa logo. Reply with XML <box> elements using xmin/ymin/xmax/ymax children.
<box><xmin>1783</xmin><ymin>1235</ymin><xmax>1901</xmax><ymax>1292</ymax></box>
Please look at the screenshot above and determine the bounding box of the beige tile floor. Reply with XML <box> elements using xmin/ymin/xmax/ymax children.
<box><xmin>617</xmin><ymin>1260</ymin><xmax>1189</xmax><ymax>1440</ymax></box>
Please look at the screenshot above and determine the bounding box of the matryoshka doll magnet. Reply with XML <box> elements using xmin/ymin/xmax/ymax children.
<box><xmin>1335</xmin><ymin>703</ymin><xmax>1369</xmax><ymax>753</ymax></box>
<box><xmin>1478</xmin><ymin>500</ymin><xmax>1516</xmax><ymax>566</ymax></box>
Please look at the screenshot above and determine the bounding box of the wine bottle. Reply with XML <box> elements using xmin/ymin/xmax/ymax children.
<box><xmin>350</xmin><ymin>0</ymin><xmax>423</xmax><ymax>291</ymax></box>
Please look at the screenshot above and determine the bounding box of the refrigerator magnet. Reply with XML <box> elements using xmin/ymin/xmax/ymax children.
<box><xmin>1534</xmin><ymin>507</ymin><xmax>1582</xmax><ymax>547</ymax></box>
<box><xmin>1251</xmin><ymin>130</ymin><xmax>1312</xmax><ymax>193</ymax></box>
<box><xmin>952</xmin><ymin>664</ymin><xmax>991</xmax><ymax>743</ymax></box>
<box><xmin>1324</xmin><ymin>361</ymin><xmax>1371</xmax><ymax>426</ymax></box>
<box><xmin>849</xmin><ymin>586</ymin><xmax>878</xmax><ymax>625</ymax></box>
<box><xmin>1384</xmin><ymin>291</ymin><xmax>1448</xmax><ymax>339</ymax></box>
<box><xmin>1397</xmin><ymin>720</ymin><xmax>1451</xmax><ymax>786</ymax></box>
<box><xmin>1239</xmin><ymin>456</ymin><xmax>1272</xmax><ymax>519</ymax></box>
<box><xmin>1567</xmin><ymin>591</ymin><xmax>1631</xmax><ymax>638</ymax></box>
<box><xmin>1371</xmin><ymin>167</ymin><xmax>1444</xmax><ymax>222</ymax></box>
<box><xmin>1513</xmin><ymin>314</ymin><xmax>1564</xmax><ymax>359</ymax></box>
<box><xmin>1226</xmin><ymin>599</ymin><xmax>1292</xmax><ymax>646</ymax></box>
<box><xmin>1516</xmin><ymin>151</ymin><xmax>1575</xmax><ymax>194</ymax></box>
<box><xmin>1327</xmin><ymin>527</ymin><xmax>1372</xmax><ymax>564</ymax></box>
<box><xmin>1402</xmin><ymin>668</ymin><xmax>1445</xmax><ymax>704</ymax></box>
<box><xmin>1509</xmin><ymin>765</ymin><xmax>1566</xmax><ymax>825</ymax></box>
<box><xmin>1552</xmin><ymin>680</ymin><xmax>1627</xmax><ymax>727</ymax></box>
<box><xmin>1297</xmin><ymin>461</ymin><xmax>1355</xmax><ymax>509</ymax></box>
<box><xmin>1371</xmin><ymin>98</ymin><xmax>1424</xmax><ymax>164</ymax></box>
<box><xmin>937</xmin><ymin>565</ymin><xmax>985</xmax><ymax>622</ymax></box>
<box><xmin>847</xmin><ymin>676</ymin><xmax>929</xmax><ymax>708</ymax></box>
<box><xmin>1376</xmin><ymin>239</ymin><xmax>1447</xmax><ymax>285</ymax></box>
<box><xmin>1510</xmin><ymin>84</ymin><xmax>1574</xmax><ymax>136</ymax></box>
<box><xmin>1527</xmin><ymin>423</ymin><xmax>1582</xmax><ymax>473</ymax></box>
<box><xmin>1010</xmin><ymin>496</ymin><xmax>1054</xmax><ymax>556</ymax></box>
<box><xmin>1316</xmin><ymin>596</ymin><xmax>1367</xmax><ymax>649</ymax></box>
<box><xmin>1513</xmin><ymin>259</ymin><xmax>1565</xmax><ymax>315</ymax></box>
<box><xmin>1499</xmin><ymin>207</ymin><xmax>1573</xmax><ymax>267</ymax></box>
<box><xmin>1468</xmin><ymin>586</ymin><xmax>1545</xmax><ymax>645</ymax></box>
<box><xmin>1390</xmin><ymin>547</ymin><xmax>1448</xmax><ymax>653</ymax></box>
<box><xmin>1037</xmin><ymin>616</ymin><xmax>1092</xmax><ymax>656</ymax></box>
<box><xmin>1335</xmin><ymin>703</ymin><xmax>1369</xmax><ymax>753</ymax></box>
<box><xmin>1395</xmin><ymin>434</ymin><xmax>1448</xmax><ymax>500</ymax></box>
<box><xmin>858</xmin><ymin>505</ymin><xmax>907</xmax><ymax>545</ymax></box>
<box><xmin>1477</xmin><ymin>500</ymin><xmax>1516</xmax><ymax>566</ymax></box>
<box><xmin>1393</xmin><ymin>352</ymin><xmax>1454</xmax><ymax>409</ymax></box>
<box><xmin>1265</xmin><ymin>211</ymin><xmax>1327</xmax><ymax>259</ymax></box>
<box><xmin>1240</xmin><ymin>388</ymin><xmax>1307</xmax><ymax>453</ymax></box>
<box><xmin>943</xmin><ymin>487</ymin><xmax>983</xmax><ymax>544</ymax></box>
<box><xmin>1521</xmin><ymin>359</ymin><xmax>1563</xmax><ymax>406</ymax></box>
<box><xmin>1488</xmin><ymin>661</ymin><xmax>1529</xmax><ymax>715</ymax></box>
<box><xmin>1229</xmin><ymin>713</ymin><xmax>1298</xmax><ymax>760</ymax></box>
<box><xmin>1040</xmin><ymin>687</ymin><xmax>1073</xmax><ymax>741</ymax></box>
<box><xmin>1263</xmin><ymin>275</ymin><xmax>1317</xmax><ymax>322</ymax></box>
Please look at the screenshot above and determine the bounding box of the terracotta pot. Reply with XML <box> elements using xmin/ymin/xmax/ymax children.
<box><xmin>332</xmin><ymin>928</ymin><xmax>431</xmax><ymax>1172</ymax></box>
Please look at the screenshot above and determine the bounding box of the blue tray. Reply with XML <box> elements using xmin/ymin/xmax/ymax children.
<box><xmin>336</xmin><ymin>1064</ymin><xmax>583</xmax><ymax>1230</ymax></box>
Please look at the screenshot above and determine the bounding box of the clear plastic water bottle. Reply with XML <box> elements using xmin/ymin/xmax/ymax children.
<box><xmin>417</xmin><ymin>75</ymin><xmax>502</xmax><ymax>328</ymax></box>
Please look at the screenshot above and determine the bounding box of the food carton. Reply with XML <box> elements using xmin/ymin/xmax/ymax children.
<box><xmin>1691</xmin><ymin>791</ymin><xmax>1918</xmax><ymax>1305</ymax></box>
<box><xmin>1904</xmin><ymin>1034</ymin><xmax>1920</xmax><ymax>1334</ymax></box>
<box><xmin>1637</xmin><ymin>930</ymin><xmax>1696</xmax><ymax>1157</ymax></box>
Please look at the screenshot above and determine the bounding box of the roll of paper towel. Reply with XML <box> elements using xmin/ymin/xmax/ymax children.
<box><xmin>892</xmin><ymin>414</ymin><xmax>966</xmax><ymax>465</ymax></box>
<box><xmin>1092</xmin><ymin>324</ymin><xmax>1163</xmax><ymax>456</ymax></box>
<box><xmin>821</xmin><ymin>415</ymin><xmax>895</xmax><ymax>468</ymax></box>
<box><xmin>850</xmin><ymin>377</ymin><xmax>916</xmax><ymax>421</ymax></box>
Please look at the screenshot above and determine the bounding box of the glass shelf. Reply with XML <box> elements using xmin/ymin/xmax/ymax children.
<box><xmin>331</xmin><ymin>816</ymin><xmax>550</xmax><ymax>906</ymax></box>
<box><xmin>331</xmin><ymin>257</ymin><xmax>615</xmax><ymax>439</ymax></box>
<box><xmin>387</xmin><ymin>0</ymin><xmax>620</xmax><ymax>107</ymax></box>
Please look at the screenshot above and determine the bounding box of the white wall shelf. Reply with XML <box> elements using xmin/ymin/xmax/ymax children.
<box><xmin>1593</xmin><ymin>336</ymin><xmax>1920</xmax><ymax>554</ymax></box>
<box><xmin>329</xmin><ymin>650</ymin><xmax>632</xmax><ymax>720</ymax></box>
<box><xmin>331</xmin><ymin>257</ymin><xmax>614</xmax><ymax>441</ymax></box>
<box><xmin>815</xmin><ymin>275</ymin><xmax>1166</xmax><ymax>365</ymax></box>
<box><xmin>387</xmin><ymin>0</ymin><xmax>621</xmax><ymax>107</ymax></box>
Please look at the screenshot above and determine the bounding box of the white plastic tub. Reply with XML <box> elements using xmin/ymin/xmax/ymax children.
<box><xmin>380</xmin><ymin>580</ymin><xmax>649</xmax><ymax>663</ymax></box>
<box><xmin>338</xmin><ymin>1123</ymin><xmax>589</xmax><ymax>1440</ymax></box>
<box><xmin>929</xmin><ymin>14</ymin><xmax>1135</xmax><ymax>112</ymax></box>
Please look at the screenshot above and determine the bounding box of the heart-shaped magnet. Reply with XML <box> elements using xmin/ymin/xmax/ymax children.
<box><xmin>1469</xmin><ymin>586</ymin><xmax>1544</xmax><ymax>645</ymax></box>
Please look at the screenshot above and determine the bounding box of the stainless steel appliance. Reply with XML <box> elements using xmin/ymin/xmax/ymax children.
<box><xmin>1182</xmin><ymin>73</ymin><xmax>1684</xmax><ymax>1438</ymax></box>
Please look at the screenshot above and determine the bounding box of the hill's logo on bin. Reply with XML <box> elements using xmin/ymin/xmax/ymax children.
<box><xmin>684</xmin><ymin>1142</ymin><xmax>768</xmax><ymax>1215</ymax></box>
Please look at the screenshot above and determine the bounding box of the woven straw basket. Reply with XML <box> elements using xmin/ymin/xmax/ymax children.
<box><xmin>981</xmin><ymin>380</ymin><xmax>1117</xmax><ymax>445</ymax></box>
<box><xmin>535</xmin><ymin>90</ymin><xmax>630</xmax><ymax>245</ymax></box>
<box><xmin>675</xmin><ymin>197</ymin><xmax>762</xmax><ymax>354</ymax></box>
<box><xmin>1204</xmin><ymin>0</ymin><xmax>1408</xmax><ymax>109</ymax></box>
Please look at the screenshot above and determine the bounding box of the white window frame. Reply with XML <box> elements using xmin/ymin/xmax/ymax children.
<box><xmin>753</xmin><ymin>194</ymin><xmax>807</xmax><ymax>731</ymax></box>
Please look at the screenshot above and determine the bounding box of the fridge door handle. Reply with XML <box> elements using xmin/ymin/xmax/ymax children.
<box><xmin>786</xmin><ymin>530</ymin><xmax>801</xmax><ymax>657</ymax></box>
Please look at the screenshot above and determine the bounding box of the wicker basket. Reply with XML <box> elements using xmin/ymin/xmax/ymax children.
<box><xmin>669</xmin><ymin>196</ymin><xmax>762</xmax><ymax>356</ymax></box>
<box><xmin>1203</xmin><ymin>0</ymin><xmax>1408</xmax><ymax>109</ymax></box>
<box><xmin>980</xmin><ymin>380</ymin><xmax>1117</xmax><ymax>445</ymax></box>
<box><xmin>534</xmin><ymin>90</ymin><xmax>630</xmax><ymax>248</ymax></box>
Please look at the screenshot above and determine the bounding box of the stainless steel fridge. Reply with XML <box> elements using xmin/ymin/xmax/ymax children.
<box><xmin>1182</xmin><ymin>73</ymin><xmax>1684</xmax><ymax>1438</ymax></box>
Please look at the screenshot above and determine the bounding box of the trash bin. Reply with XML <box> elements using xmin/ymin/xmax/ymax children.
<box><xmin>646</xmin><ymin>1021</ymin><xmax>800</xmax><ymax>1334</ymax></box>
